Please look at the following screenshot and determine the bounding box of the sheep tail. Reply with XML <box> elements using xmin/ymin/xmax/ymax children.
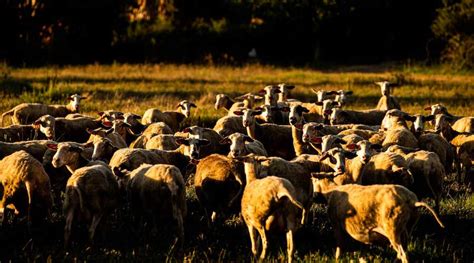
<box><xmin>414</xmin><ymin>202</ymin><xmax>444</xmax><ymax>228</ymax></box>
<box><xmin>277</xmin><ymin>189</ymin><xmax>306</xmax><ymax>225</ymax></box>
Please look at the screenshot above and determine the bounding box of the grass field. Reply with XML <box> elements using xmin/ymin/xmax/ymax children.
<box><xmin>0</xmin><ymin>64</ymin><xmax>473</xmax><ymax>262</ymax></box>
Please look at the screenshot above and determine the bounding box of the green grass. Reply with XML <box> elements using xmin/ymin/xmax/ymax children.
<box><xmin>0</xmin><ymin>64</ymin><xmax>473</xmax><ymax>262</ymax></box>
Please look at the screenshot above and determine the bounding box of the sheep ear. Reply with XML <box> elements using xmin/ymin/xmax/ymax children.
<box><xmin>274</xmin><ymin>89</ymin><xmax>281</xmax><ymax>94</ymax></box>
<box><xmin>345</xmin><ymin>91</ymin><xmax>353</xmax><ymax>95</ymax></box>
<box><xmin>132</xmin><ymin>114</ymin><xmax>142</xmax><ymax>120</ymax></box>
<box><xmin>219</xmin><ymin>137</ymin><xmax>231</xmax><ymax>145</ymax></box>
<box><xmin>286</xmin><ymin>85</ymin><xmax>295</xmax><ymax>90</ymax></box>
<box><xmin>423</xmin><ymin>115</ymin><xmax>435</xmax><ymax>122</ymax></box>
<box><xmin>122</xmin><ymin>122</ymin><xmax>132</xmax><ymax>128</ymax></box>
<box><xmin>102</xmin><ymin>121</ymin><xmax>113</xmax><ymax>128</ymax></box>
<box><xmin>79</xmin><ymin>96</ymin><xmax>88</xmax><ymax>100</ymax></box>
<box><xmin>327</xmin><ymin>91</ymin><xmax>338</xmax><ymax>95</ymax></box>
<box><xmin>423</xmin><ymin>106</ymin><xmax>432</xmax><ymax>111</ymax></box>
<box><xmin>314</xmin><ymin>101</ymin><xmax>324</xmax><ymax>106</ymax></box>
<box><xmin>83</xmin><ymin>142</ymin><xmax>94</xmax><ymax>148</ymax></box>
<box><xmin>319</xmin><ymin>152</ymin><xmax>329</xmax><ymax>161</ymax></box>
<box><xmin>47</xmin><ymin>143</ymin><xmax>58</xmax><ymax>151</ymax></box>
<box><xmin>251</xmin><ymin>110</ymin><xmax>262</xmax><ymax>116</ymax></box>
<box><xmin>301</xmin><ymin>107</ymin><xmax>310</xmax><ymax>113</ymax></box>
<box><xmin>404</xmin><ymin>115</ymin><xmax>416</xmax><ymax>122</ymax></box>
<box><xmin>190</xmin><ymin>103</ymin><xmax>197</xmax><ymax>108</ymax></box>
<box><xmin>105</xmin><ymin>128</ymin><xmax>114</xmax><ymax>135</ymax></box>
<box><xmin>113</xmin><ymin>167</ymin><xmax>128</xmax><ymax>178</ymax></box>
<box><xmin>233</xmin><ymin>110</ymin><xmax>244</xmax><ymax>116</ymax></box>
<box><xmin>69</xmin><ymin>146</ymin><xmax>84</xmax><ymax>153</ymax></box>
<box><xmin>344</xmin><ymin>150</ymin><xmax>357</xmax><ymax>159</ymax></box>
<box><xmin>175</xmin><ymin>137</ymin><xmax>189</xmax><ymax>146</ymax></box>
<box><xmin>86</xmin><ymin>128</ymin><xmax>97</xmax><ymax>135</ymax></box>
<box><xmin>311</xmin><ymin>88</ymin><xmax>320</xmax><ymax>94</ymax></box>
<box><xmin>115</xmin><ymin>115</ymin><xmax>125</xmax><ymax>120</ymax></box>
<box><xmin>331</xmin><ymin>101</ymin><xmax>340</xmax><ymax>106</ymax></box>
<box><xmin>335</xmin><ymin>138</ymin><xmax>347</xmax><ymax>145</ymax></box>
<box><xmin>258</xmin><ymin>89</ymin><xmax>266</xmax><ymax>95</ymax></box>
<box><xmin>176</xmin><ymin>103</ymin><xmax>184</xmax><ymax>109</ymax></box>
<box><xmin>244</xmin><ymin>135</ymin><xmax>254</xmax><ymax>142</ymax></box>
<box><xmin>67</xmin><ymin>97</ymin><xmax>73</xmax><ymax>101</ymax></box>
<box><xmin>182</xmin><ymin>127</ymin><xmax>191</xmax><ymax>133</ymax></box>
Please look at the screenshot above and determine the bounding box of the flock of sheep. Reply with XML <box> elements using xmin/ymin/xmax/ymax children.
<box><xmin>0</xmin><ymin>81</ymin><xmax>473</xmax><ymax>262</ymax></box>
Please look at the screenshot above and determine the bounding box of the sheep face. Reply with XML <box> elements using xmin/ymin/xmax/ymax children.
<box><xmin>34</xmin><ymin>115</ymin><xmax>56</xmax><ymax>140</ymax></box>
<box><xmin>260</xmin><ymin>85</ymin><xmax>280</xmax><ymax>105</ymax></box>
<box><xmin>177</xmin><ymin>100</ymin><xmax>197</xmax><ymax>118</ymax></box>
<box><xmin>426</xmin><ymin>104</ymin><xmax>447</xmax><ymax>116</ymax></box>
<box><xmin>277</xmin><ymin>83</ymin><xmax>295</xmax><ymax>101</ymax></box>
<box><xmin>321</xmin><ymin>135</ymin><xmax>346</xmax><ymax>153</ymax></box>
<box><xmin>320</xmin><ymin>148</ymin><xmax>346</xmax><ymax>175</ymax></box>
<box><xmin>123</xmin><ymin>113</ymin><xmax>141</xmax><ymax>127</ymax></box>
<box><xmin>226</xmin><ymin>133</ymin><xmax>254</xmax><ymax>158</ymax></box>
<box><xmin>412</xmin><ymin>114</ymin><xmax>434</xmax><ymax>133</ymax></box>
<box><xmin>329</xmin><ymin>108</ymin><xmax>344</xmax><ymax>125</ymax></box>
<box><xmin>111</xmin><ymin>120</ymin><xmax>132</xmax><ymax>138</ymax></box>
<box><xmin>334</xmin><ymin>90</ymin><xmax>353</xmax><ymax>104</ymax></box>
<box><xmin>434</xmin><ymin>114</ymin><xmax>453</xmax><ymax>133</ymax></box>
<box><xmin>316</xmin><ymin>99</ymin><xmax>340</xmax><ymax>118</ymax></box>
<box><xmin>354</xmin><ymin>140</ymin><xmax>376</xmax><ymax>164</ymax></box>
<box><xmin>234</xmin><ymin>108</ymin><xmax>261</xmax><ymax>128</ymax></box>
<box><xmin>51</xmin><ymin>142</ymin><xmax>84</xmax><ymax>168</ymax></box>
<box><xmin>215</xmin><ymin>94</ymin><xmax>227</xmax><ymax>110</ymax></box>
<box><xmin>68</xmin><ymin>94</ymin><xmax>84</xmax><ymax>112</ymax></box>
<box><xmin>175</xmin><ymin>136</ymin><xmax>210</xmax><ymax>160</ymax></box>
<box><xmin>91</xmin><ymin>137</ymin><xmax>116</xmax><ymax>161</ymax></box>
<box><xmin>375</xmin><ymin>81</ymin><xmax>393</xmax><ymax>96</ymax></box>
<box><xmin>289</xmin><ymin>105</ymin><xmax>309</xmax><ymax>128</ymax></box>
<box><xmin>258</xmin><ymin>105</ymin><xmax>274</xmax><ymax>123</ymax></box>
<box><xmin>302</xmin><ymin>123</ymin><xmax>323</xmax><ymax>144</ymax></box>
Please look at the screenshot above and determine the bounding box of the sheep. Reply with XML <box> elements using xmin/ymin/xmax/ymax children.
<box><xmin>215</xmin><ymin>93</ymin><xmax>262</xmax><ymax>115</ymax></box>
<box><xmin>1</xmin><ymin>94</ymin><xmax>86</xmax><ymax>126</ymax></box>
<box><xmin>288</xmin><ymin>105</ymin><xmax>318</xmax><ymax>156</ymax></box>
<box><xmin>334</xmin><ymin>90</ymin><xmax>353</xmax><ymax>105</ymax></box>
<box><xmin>0</xmin><ymin>140</ymin><xmax>54</xmax><ymax>161</ymax></box>
<box><xmin>424</xmin><ymin>104</ymin><xmax>474</xmax><ymax>132</ymax></box>
<box><xmin>277</xmin><ymin>83</ymin><xmax>296</xmax><ymax>103</ymax></box>
<box><xmin>375</xmin><ymin>81</ymin><xmax>401</xmax><ymax>110</ymax></box>
<box><xmin>123</xmin><ymin>112</ymin><xmax>146</xmax><ymax>135</ymax></box>
<box><xmin>312</xmin><ymin>89</ymin><xmax>339</xmax><ymax>103</ymax></box>
<box><xmin>260</xmin><ymin>85</ymin><xmax>281</xmax><ymax>107</ymax></box>
<box><xmin>315</xmin><ymin>99</ymin><xmax>340</xmax><ymax>124</ymax></box>
<box><xmin>194</xmin><ymin>154</ymin><xmax>245</xmax><ymax>224</ymax></box>
<box><xmin>89</xmin><ymin>136</ymin><xmax>127</xmax><ymax>162</ymax></box>
<box><xmin>381</xmin><ymin>113</ymin><xmax>419</xmax><ymax>150</ymax></box>
<box><xmin>179</xmin><ymin>126</ymin><xmax>229</xmax><ymax>157</ymax></box>
<box><xmin>418</xmin><ymin>133</ymin><xmax>455</xmax><ymax>175</ymax></box>
<box><xmin>103</xmin><ymin>119</ymin><xmax>140</xmax><ymax>145</ymax></box>
<box><xmin>142</xmin><ymin>100</ymin><xmax>195</xmax><ymax>131</ymax></box>
<box><xmin>130</xmin><ymin>122</ymin><xmax>173</xmax><ymax>148</ymax></box>
<box><xmin>381</xmin><ymin>109</ymin><xmax>411</xmax><ymax>131</ymax></box>
<box><xmin>360</xmin><ymin>151</ymin><xmax>413</xmax><ymax>187</ymax></box>
<box><xmin>48</xmin><ymin>142</ymin><xmax>94</xmax><ymax>173</ymax></box>
<box><xmin>0</xmin><ymin>151</ymin><xmax>53</xmax><ymax>229</ymax></box>
<box><xmin>330</xmin><ymin>108</ymin><xmax>387</xmax><ymax>126</ymax></box>
<box><xmin>310</xmin><ymin>180</ymin><xmax>444</xmax><ymax>263</ymax></box>
<box><xmin>111</xmin><ymin>137</ymin><xmax>209</xmax><ymax>176</ymax></box>
<box><xmin>34</xmin><ymin>114</ymin><xmax>104</xmax><ymax>142</ymax></box>
<box><xmin>97</xmin><ymin>110</ymin><xmax>124</xmax><ymax>122</ymax></box>
<box><xmin>238</xmin><ymin>154</ymin><xmax>305</xmax><ymax>263</ymax></box>
<box><xmin>408</xmin><ymin>114</ymin><xmax>435</xmax><ymax>136</ymax></box>
<box><xmin>0</xmin><ymin>124</ymin><xmax>41</xmax><ymax>142</ymax></box>
<box><xmin>114</xmin><ymin>164</ymin><xmax>186</xmax><ymax>249</ymax></box>
<box><xmin>145</xmin><ymin>134</ymin><xmax>179</xmax><ymax>150</ymax></box>
<box><xmin>213</xmin><ymin>115</ymin><xmax>246</xmax><ymax>137</ymax></box>
<box><xmin>63</xmin><ymin>162</ymin><xmax>119</xmax><ymax>246</ymax></box>
<box><xmin>86</xmin><ymin>127</ymin><xmax>128</xmax><ymax>150</ymax></box>
<box><xmin>234</xmin><ymin>108</ymin><xmax>295</xmax><ymax>160</ymax></box>
<box><xmin>219</xmin><ymin>132</ymin><xmax>267</xmax><ymax>158</ymax></box>
<box><xmin>386</xmin><ymin>146</ymin><xmax>444</xmax><ymax>212</ymax></box>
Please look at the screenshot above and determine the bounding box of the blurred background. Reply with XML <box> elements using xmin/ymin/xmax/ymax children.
<box><xmin>0</xmin><ymin>0</ymin><xmax>472</xmax><ymax>70</ymax></box>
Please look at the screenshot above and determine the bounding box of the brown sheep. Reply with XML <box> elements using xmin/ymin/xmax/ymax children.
<box><xmin>48</xmin><ymin>142</ymin><xmax>94</xmax><ymax>173</ymax></box>
<box><xmin>387</xmin><ymin>146</ymin><xmax>444</xmax><ymax>212</ymax></box>
<box><xmin>330</xmin><ymin>108</ymin><xmax>387</xmax><ymax>126</ymax></box>
<box><xmin>1</xmin><ymin>94</ymin><xmax>86</xmax><ymax>126</ymax></box>
<box><xmin>238</xmin><ymin>154</ymin><xmax>305</xmax><ymax>263</ymax></box>
<box><xmin>130</xmin><ymin>122</ymin><xmax>173</xmax><ymax>148</ymax></box>
<box><xmin>63</xmin><ymin>162</ymin><xmax>119</xmax><ymax>246</ymax></box>
<box><xmin>0</xmin><ymin>124</ymin><xmax>42</xmax><ymax>142</ymax></box>
<box><xmin>234</xmin><ymin>108</ymin><xmax>295</xmax><ymax>160</ymax></box>
<box><xmin>375</xmin><ymin>81</ymin><xmax>401</xmax><ymax>110</ymax></box>
<box><xmin>360</xmin><ymin>151</ymin><xmax>414</xmax><ymax>187</ymax></box>
<box><xmin>315</xmin><ymin>99</ymin><xmax>340</xmax><ymax>124</ymax></box>
<box><xmin>0</xmin><ymin>151</ymin><xmax>53</xmax><ymax>229</ymax></box>
<box><xmin>215</xmin><ymin>93</ymin><xmax>262</xmax><ymax>115</ymax></box>
<box><xmin>381</xmin><ymin>112</ymin><xmax>418</xmax><ymax>150</ymax></box>
<box><xmin>114</xmin><ymin>164</ymin><xmax>186</xmax><ymax>249</ymax></box>
<box><xmin>312</xmin><ymin>89</ymin><xmax>339</xmax><ymax>103</ymax></box>
<box><xmin>418</xmin><ymin>133</ymin><xmax>455</xmax><ymax>175</ymax></box>
<box><xmin>123</xmin><ymin>112</ymin><xmax>146</xmax><ymax>135</ymax></box>
<box><xmin>194</xmin><ymin>154</ymin><xmax>245</xmax><ymax>224</ymax></box>
<box><xmin>213</xmin><ymin>115</ymin><xmax>246</xmax><ymax>137</ymax></box>
<box><xmin>145</xmin><ymin>134</ymin><xmax>179</xmax><ymax>150</ymax></box>
<box><xmin>0</xmin><ymin>140</ymin><xmax>54</xmax><ymax>161</ymax></box>
<box><xmin>141</xmin><ymin>100</ymin><xmax>196</xmax><ymax>131</ymax></box>
<box><xmin>425</xmin><ymin>105</ymin><xmax>474</xmax><ymax>133</ymax></box>
<box><xmin>34</xmin><ymin>115</ymin><xmax>104</xmax><ymax>142</ymax></box>
<box><xmin>179</xmin><ymin>126</ymin><xmax>229</xmax><ymax>157</ymax></box>
<box><xmin>311</xmin><ymin>180</ymin><xmax>444</xmax><ymax>263</ymax></box>
<box><xmin>277</xmin><ymin>83</ymin><xmax>296</xmax><ymax>103</ymax></box>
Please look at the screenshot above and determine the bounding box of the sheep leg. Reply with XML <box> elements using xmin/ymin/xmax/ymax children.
<box><xmin>424</xmin><ymin>173</ymin><xmax>439</xmax><ymax>213</ymax></box>
<box><xmin>388</xmin><ymin>233</ymin><xmax>408</xmax><ymax>263</ymax></box>
<box><xmin>247</xmin><ymin>224</ymin><xmax>258</xmax><ymax>256</ymax></box>
<box><xmin>25</xmin><ymin>182</ymin><xmax>33</xmax><ymax>233</ymax></box>
<box><xmin>286</xmin><ymin>229</ymin><xmax>294</xmax><ymax>263</ymax></box>
<box><xmin>333</xmin><ymin>224</ymin><xmax>345</xmax><ymax>261</ymax></box>
<box><xmin>88</xmin><ymin>213</ymin><xmax>104</xmax><ymax>244</ymax></box>
<box><xmin>256</xmin><ymin>227</ymin><xmax>268</xmax><ymax>260</ymax></box>
<box><xmin>64</xmin><ymin>209</ymin><xmax>74</xmax><ymax>248</ymax></box>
